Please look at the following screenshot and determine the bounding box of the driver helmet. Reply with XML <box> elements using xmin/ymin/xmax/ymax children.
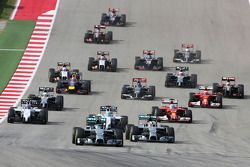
<box><xmin>62</xmin><ymin>67</ymin><xmax>67</xmax><ymax>71</ymax></box>
<box><xmin>136</xmin><ymin>81</ymin><xmax>142</xmax><ymax>87</ymax></box>
<box><xmin>42</xmin><ymin>92</ymin><xmax>48</xmax><ymax>97</ymax></box>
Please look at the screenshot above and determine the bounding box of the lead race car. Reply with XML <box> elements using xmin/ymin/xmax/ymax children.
<box><xmin>48</xmin><ymin>62</ymin><xmax>81</xmax><ymax>83</ymax></box>
<box><xmin>7</xmin><ymin>99</ymin><xmax>48</xmax><ymax>124</ymax></box>
<box><xmin>27</xmin><ymin>87</ymin><xmax>64</xmax><ymax>111</ymax></box>
<box><xmin>165</xmin><ymin>66</ymin><xmax>197</xmax><ymax>88</ymax></box>
<box><xmin>72</xmin><ymin>124</ymin><xmax>123</xmax><ymax>147</ymax></box>
<box><xmin>152</xmin><ymin>98</ymin><xmax>192</xmax><ymax>123</ymax></box>
<box><xmin>84</xmin><ymin>25</ymin><xmax>113</xmax><ymax>44</ymax></box>
<box><xmin>88</xmin><ymin>51</ymin><xmax>117</xmax><ymax>72</ymax></box>
<box><xmin>86</xmin><ymin>106</ymin><xmax>128</xmax><ymax>131</ymax></box>
<box><xmin>125</xmin><ymin>115</ymin><xmax>175</xmax><ymax>143</ymax></box>
<box><xmin>212</xmin><ymin>77</ymin><xmax>244</xmax><ymax>98</ymax></box>
<box><xmin>134</xmin><ymin>50</ymin><xmax>163</xmax><ymax>71</ymax></box>
<box><xmin>56</xmin><ymin>72</ymin><xmax>91</xmax><ymax>95</ymax></box>
<box><xmin>100</xmin><ymin>8</ymin><xmax>126</xmax><ymax>26</ymax></box>
<box><xmin>173</xmin><ymin>43</ymin><xmax>201</xmax><ymax>63</ymax></box>
<box><xmin>189</xmin><ymin>86</ymin><xmax>223</xmax><ymax>108</ymax></box>
<box><xmin>121</xmin><ymin>78</ymin><xmax>155</xmax><ymax>100</ymax></box>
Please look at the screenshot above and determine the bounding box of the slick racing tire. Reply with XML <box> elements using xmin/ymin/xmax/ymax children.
<box><xmin>75</xmin><ymin>127</ymin><xmax>85</xmax><ymax>145</ymax></box>
<box><xmin>39</xmin><ymin>109</ymin><xmax>48</xmax><ymax>124</ymax></box>
<box><xmin>48</xmin><ymin>68</ymin><xmax>55</xmax><ymax>83</ymax></box>
<box><xmin>190</xmin><ymin>74</ymin><xmax>197</xmax><ymax>88</ymax></box>
<box><xmin>157</xmin><ymin>57</ymin><xmax>163</xmax><ymax>70</ymax></box>
<box><xmin>212</xmin><ymin>83</ymin><xmax>219</xmax><ymax>94</ymax></box>
<box><xmin>125</xmin><ymin>124</ymin><xmax>133</xmax><ymax>140</ymax></box>
<box><xmin>88</xmin><ymin>57</ymin><xmax>95</xmax><ymax>71</ymax></box>
<box><xmin>165</xmin><ymin>73</ymin><xmax>172</xmax><ymax>87</ymax></box>
<box><xmin>188</xmin><ymin>92</ymin><xmax>196</xmax><ymax>107</ymax></box>
<box><xmin>185</xmin><ymin>109</ymin><xmax>193</xmax><ymax>123</ymax></box>
<box><xmin>130</xmin><ymin>126</ymin><xmax>139</xmax><ymax>142</ymax></box>
<box><xmin>167</xmin><ymin>127</ymin><xmax>175</xmax><ymax>143</ymax></box>
<box><xmin>7</xmin><ymin>107</ymin><xmax>15</xmax><ymax>123</ymax></box>
<box><xmin>115</xmin><ymin>129</ymin><xmax>124</xmax><ymax>147</ymax></box>
<box><xmin>120</xmin><ymin>14</ymin><xmax>126</xmax><ymax>26</ymax></box>
<box><xmin>111</xmin><ymin>58</ymin><xmax>117</xmax><ymax>72</ymax></box>
<box><xmin>216</xmin><ymin>94</ymin><xmax>223</xmax><ymax>109</ymax></box>
<box><xmin>148</xmin><ymin>86</ymin><xmax>155</xmax><ymax>100</ymax></box>
<box><xmin>196</xmin><ymin>50</ymin><xmax>201</xmax><ymax>63</ymax></box>
<box><xmin>120</xmin><ymin>116</ymin><xmax>128</xmax><ymax>131</ymax></box>
<box><xmin>151</xmin><ymin>106</ymin><xmax>159</xmax><ymax>115</ymax></box>
<box><xmin>238</xmin><ymin>84</ymin><xmax>244</xmax><ymax>99</ymax></box>
<box><xmin>55</xmin><ymin>96</ymin><xmax>64</xmax><ymax>111</ymax></box>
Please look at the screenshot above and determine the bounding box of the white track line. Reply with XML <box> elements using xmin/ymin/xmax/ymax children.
<box><xmin>10</xmin><ymin>0</ymin><xmax>21</xmax><ymax>20</ymax></box>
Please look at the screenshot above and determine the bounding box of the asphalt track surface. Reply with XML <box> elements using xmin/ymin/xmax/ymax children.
<box><xmin>1</xmin><ymin>0</ymin><xmax>250</xmax><ymax>166</ymax></box>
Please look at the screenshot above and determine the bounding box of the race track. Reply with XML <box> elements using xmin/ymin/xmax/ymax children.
<box><xmin>1</xmin><ymin>0</ymin><xmax>250</xmax><ymax>166</ymax></box>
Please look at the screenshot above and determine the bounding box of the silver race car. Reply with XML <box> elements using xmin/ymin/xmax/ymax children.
<box><xmin>173</xmin><ymin>43</ymin><xmax>201</xmax><ymax>63</ymax></box>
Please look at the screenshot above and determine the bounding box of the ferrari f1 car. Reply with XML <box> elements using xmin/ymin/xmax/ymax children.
<box><xmin>56</xmin><ymin>74</ymin><xmax>91</xmax><ymax>95</ymax></box>
<box><xmin>212</xmin><ymin>77</ymin><xmax>244</xmax><ymax>98</ymax></box>
<box><xmin>84</xmin><ymin>25</ymin><xmax>113</xmax><ymax>44</ymax></box>
<box><xmin>188</xmin><ymin>86</ymin><xmax>223</xmax><ymax>108</ymax></box>
<box><xmin>121</xmin><ymin>78</ymin><xmax>155</xmax><ymax>100</ymax></box>
<box><xmin>173</xmin><ymin>43</ymin><xmax>201</xmax><ymax>63</ymax></box>
<box><xmin>48</xmin><ymin>62</ymin><xmax>81</xmax><ymax>83</ymax></box>
<box><xmin>125</xmin><ymin>115</ymin><xmax>175</xmax><ymax>143</ymax></box>
<box><xmin>28</xmin><ymin>87</ymin><xmax>64</xmax><ymax>111</ymax></box>
<box><xmin>88</xmin><ymin>51</ymin><xmax>117</xmax><ymax>72</ymax></box>
<box><xmin>165</xmin><ymin>66</ymin><xmax>197</xmax><ymax>88</ymax></box>
<box><xmin>72</xmin><ymin>125</ymin><xmax>123</xmax><ymax>147</ymax></box>
<box><xmin>7</xmin><ymin>99</ymin><xmax>48</xmax><ymax>124</ymax></box>
<box><xmin>134</xmin><ymin>50</ymin><xmax>163</xmax><ymax>71</ymax></box>
<box><xmin>86</xmin><ymin>106</ymin><xmax>128</xmax><ymax>131</ymax></box>
<box><xmin>100</xmin><ymin>8</ymin><xmax>126</xmax><ymax>26</ymax></box>
<box><xmin>152</xmin><ymin>98</ymin><xmax>192</xmax><ymax>123</ymax></box>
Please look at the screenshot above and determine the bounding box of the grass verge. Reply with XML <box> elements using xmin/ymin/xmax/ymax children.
<box><xmin>0</xmin><ymin>20</ymin><xmax>35</xmax><ymax>93</ymax></box>
<box><xmin>0</xmin><ymin>0</ymin><xmax>16</xmax><ymax>20</ymax></box>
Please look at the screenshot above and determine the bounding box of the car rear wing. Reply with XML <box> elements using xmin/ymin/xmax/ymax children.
<box><xmin>143</xmin><ymin>50</ymin><xmax>155</xmax><ymax>55</ymax></box>
<box><xmin>199</xmin><ymin>85</ymin><xmax>213</xmax><ymax>90</ymax></box>
<box><xmin>138</xmin><ymin>114</ymin><xmax>157</xmax><ymax>121</ymax></box>
<box><xmin>97</xmin><ymin>51</ymin><xmax>109</xmax><ymax>56</ymax></box>
<box><xmin>161</xmin><ymin>98</ymin><xmax>178</xmax><ymax>105</ymax></box>
<box><xmin>182</xmin><ymin>43</ymin><xmax>194</xmax><ymax>48</ymax></box>
<box><xmin>176</xmin><ymin>66</ymin><xmax>189</xmax><ymax>71</ymax></box>
<box><xmin>20</xmin><ymin>99</ymin><xmax>38</xmax><ymax>105</ymax></box>
<box><xmin>108</xmin><ymin>8</ymin><xmax>119</xmax><ymax>12</ymax></box>
<box><xmin>86</xmin><ymin>116</ymin><xmax>106</xmax><ymax>126</ymax></box>
<box><xmin>132</xmin><ymin>78</ymin><xmax>147</xmax><ymax>83</ymax></box>
<box><xmin>39</xmin><ymin>87</ymin><xmax>54</xmax><ymax>93</ymax></box>
<box><xmin>221</xmin><ymin>77</ymin><xmax>235</xmax><ymax>82</ymax></box>
<box><xmin>100</xmin><ymin>106</ymin><xmax>117</xmax><ymax>112</ymax></box>
<box><xmin>94</xmin><ymin>25</ymin><xmax>106</xmax><ymax>29</ymax></box>
<box><xmin>57</xmin><ymin>62</ymin><xmax>71</xmax><ymax>67</ymax></box>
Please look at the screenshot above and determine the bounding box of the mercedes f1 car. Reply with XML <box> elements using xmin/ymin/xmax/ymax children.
<box><xmin>125</xmin><ymin>115</ymin><xmax>175</xmax><ymax>143</ymax></box>
<box><xmin>28</xmin><ymin>87</ymin><xmax>64</xmax><ymax>111</ymax></box>
<box><xmin>100</xmin><ymin>8</ymin><xmax>126</xmax><ymax>26</ymax></box>
<box><xmin>212</xmin><ymin>77</ymin><xmax>244</xmax><ymax>98</ymax></box>
<box><xmin>84</xmin><ymin>25</ymin><xmax>113</xmax><ymax>44</ymax></box>
<box><xmin>88</xmin><ymin>51</ymin><xmax>117</xmax><ymax>72</ymax></box>
<box><xmin>188</xmin><ymin>86</ymin><xmax>223</xmax><ymax>108</ymax></box>
<box><xmin>134</xmin><ymin>50</ymin><xmax>163</xmax><ymax>71</ymax></box>
<box><xmin>121</xmin><ymin>78</ymin><xmax>155</xmax><ymax>100</ymax></box>
<box><xmin>48</xmin><ymin>62</ymin><xmax>81</xmax><ymax>83</ymax></box>
<box><xmin>86</xmin><ymin>106</ymin><xmax>128</xmax><ymax>131</ymax></box>
<box><xmin>173</xmin><ymin>44</ymin><xmax>201</xmax><ymax>63</ymax></box>
<box><xmin>7</xmin><ymin>99</ymin><xmax>48</xmax><ymax>124</ymax></box>
<box><xmin>72</xmin><ymin>125</ymin><xmax>123</xmax><ymax>147</ymax></box>
<box><xmin>152</xmin><ymin>98</ymin><xmax>192</xmax><ymax>123</ymax></box>
<box><xmin>165</xmin><ymin>66</ymin><xmax>197</xmax><ymax>88</ymax></box>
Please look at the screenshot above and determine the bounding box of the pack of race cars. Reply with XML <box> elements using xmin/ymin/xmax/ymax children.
<box><xmin>7</xmin><ymin>8</ymin><xmax>245</xmax><ymax>148</ymax></box>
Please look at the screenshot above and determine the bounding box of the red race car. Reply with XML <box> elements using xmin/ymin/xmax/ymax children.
<box><xmin>188</xmin><ymin>86</ymin><xmax>222</xmax><ymax>108</ymax></box>
<box><xmin>152</xmin><ymin>98</ymin><xmax>192</xmax><ymax>123</ymax></box>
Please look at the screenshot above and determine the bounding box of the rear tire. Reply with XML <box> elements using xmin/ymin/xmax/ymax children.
<box><xmin>75</xmin><ymin>127</ymin><xmax>85</xmax><ymax>145</ymax></box>
<box><xmin>48</xmin><ymin>68</ymin><xmax>55</xmax><ymax>82</ymax></box>
<box><xmin>148</xmin><ymin>86</ymin><xmax>155</xmax><ymax>100</ymax></box>
<box><xmin>111</xmin><ymin>58</ymin><xmax>117</xmax><ymax>72</ymax></box>
<box><xmin>120</xmin><ymin>116</ymin><xmax>128</xmax><ymax>131</ymax></box>
<box><xmin>216</xmin><ymin>94</ymin><xmax>223</xmax><ymax>108</ymax></box>
<box><xmin>88</xmin><ymin>57</ymin><xmax>95</xmax><ymax>71</ymax></box>
<box><xmin>190</xmin><ymin>74</ymin><xmax>197</xmax><ymax>88</ymax></box>
<box><xmin>55</xmin><ymin>96</ymin><xmax>64</xmax><ymax>111</ymax></box>
<box><xmin>158</xmin><ymin>57</ymin><xmax>163</xmax><ymax>70</ymax></box>
<box><xmin>151</xmin><ymin>106</ymin><xmax>158</xmax><ymax>115</ymax></box>
<box><xmin>196</xmin><ymin>50</ymin><xmax>201</xmax><ymax>63</ymax></box>
<box><xmin>7</xmin><ymin>107</ymin><xmax>15</xmax><ymax>123</ymax></box>
<box><xmin>125</xmin><ymin>124</ymin><xmax>133</xmax><ymax>140</ymax></box>
<box><xmin>165</xmin><ymin>73</ymin><xmax>172</xmax><ymax>87</ymax></box>
<box><xmin>39</xmin><ymin>109</ymin><xmax>48</xmax><ymax>124</ymax></box>
<box><xmin>120</xmin><ymin>14</ymin><xmax>126</xmax><ymax>26</ymax></box>
<box><xmin>188</xmin><ymin>92</ymin><xmax>196</xmax><ymax>107</ymax></box>
<box><xmin>212</xmin><ymin>83</ymin><xmax>219</xmax><ymax>94</ymax></box>
<box><xmin>115</xmin><ymin>129</ymin><xmax>123</xmax><ymax>147</ymax></box>
<box><xmin>238</xmin><ymin>84</ymin><xmax>244</xmax><ymax>99</ymax></box>
<box><xmin>130</xmin><ymin>126</ymin><xmax>139</xmax><ymax>142</ymax></box>
<box><xmin>185</xmin><ymin>109</ymin><xmax>192</xmax><ymax>123</ymax></box>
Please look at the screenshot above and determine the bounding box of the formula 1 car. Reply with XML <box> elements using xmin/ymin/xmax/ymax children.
<box><xmin>100</xmin><ymin>8</ymin><xmax>126</xmax><ymax>26</ymax></box>
<box><xmin>88</xmin><ymin>51</ymin><xmax>117</xmax><ymax>72</ymax></box>
<box><xmin>86</xmin><ymin>106</ymin><xmax>128</xmax><ymax>131</ymax></box>
<box><xmin>84</xmin><ymin>25</ymin><xmax>113</xmax><ymax>44</ymax></box>
<box><xmin>152</xmin><ymin>98</ymin><xmax>192</xmax><ymax>123</ymax></box>
<box><xmin>7</xmin><ymin>99</ymin><xmax>48</xmax><ymax>124</ymax></box>
<box><xmin>72</xmin><ymin>125</ymin><xmax>123</xmax><ymax>147</ymax></box>
<box><xmin>188</xmin><ymin>86</ymin><xmax>223</xmax><ymax>108</ymax></box>
<box><xmin>173</xmin><ymin>44</ymin><xmax>201</xmax><ymax>63</ymax></box>
<box><xmin>165</xmin><ymin>66</ymin><xmax>197</xmax><ymax>88</ymax></box>
<box><xmin>56</xmin><ymin>75</ymin><xmax>91</xmax><ymax>95</ymax></box>
<box><xmin>125</xmin><ymin>115</ymin><xmax>175</xmax><ymax>143</ymax></box>
<box><xmin>212</xmin><ymin>77</ymin><xmax>244</xmax><ymax>98</ymax></box>
<box><xmin>48</xmin><ymin>62</ymin><xmax>81</xmax><ymax>83</ymax></box>
<box><xmin>27</xmin><ymin>87</ymin><xmax>64</xmax><ymax>111</ymax></box>
<box><xmin>134</xmin><ymin>50</ymin><xmax>163</xmax><ymax>71</ymax></box>
<box><xmin>121</xmin><ymin>78</ymin><xmax>155</xmax><ymax>100</ymax></box>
